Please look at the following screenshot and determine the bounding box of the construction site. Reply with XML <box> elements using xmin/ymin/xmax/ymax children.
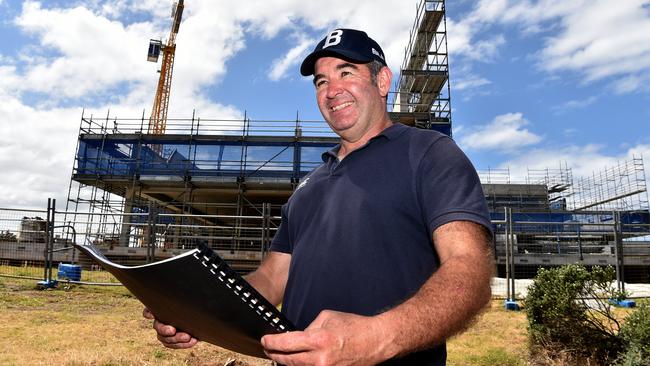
<box><xmin>1</xmin><ymin>0</ymin><xmax>650</xmax><ymax>295</ymax></box>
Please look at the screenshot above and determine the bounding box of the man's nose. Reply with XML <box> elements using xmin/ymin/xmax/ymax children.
<box><xmin>325</xmin><ymin>79</ymin><xmax>344</xmax><ymax>98</ymax></box>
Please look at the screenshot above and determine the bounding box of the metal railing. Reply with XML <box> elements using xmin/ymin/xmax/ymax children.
<box><xmin>80</xmin><ymin>112</ymin><xmax>337</xmax><ymax>138</ymax></box>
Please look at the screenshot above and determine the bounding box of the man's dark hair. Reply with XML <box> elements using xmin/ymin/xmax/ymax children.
<box><xmin>366</xmin><ymin>60</ymin><xmax>385</xmax><ymax>86</ymax></box>
<box><xmin>367</xmin><ymin>60</ymin><xmax>389</xmax><ymax>103</ymax></box>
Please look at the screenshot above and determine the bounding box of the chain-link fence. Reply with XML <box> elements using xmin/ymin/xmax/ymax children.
<box><xmin>0</xmin><ymin>206</ymin><xmax>49</xmax><ymax>280</ymax></box>
<box><xmin>1</xmin><ymin>199</ymin><xmax>280</xmax><ymax>285</ymax></box>
<box><xmin>2</xmin><ymin>200</ymin><xmax>650</xmax><ymax>299</ymax></box>
<box><xmin>491</xmin><ymin>208</ymin><xmax>650</xmax><ymax>300</ymax></box>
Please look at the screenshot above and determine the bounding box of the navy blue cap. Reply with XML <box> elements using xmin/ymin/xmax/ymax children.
<box><xmin>300</xmin><ymin>28</ymin><xmax>387</xmax><ymax>76</ymax></box>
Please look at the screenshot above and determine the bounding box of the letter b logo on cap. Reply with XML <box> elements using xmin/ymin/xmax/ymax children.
<box><xmin>322</xmin><ymin>30</ymin><xmax>343</xmax><ymax>49</ymax></box>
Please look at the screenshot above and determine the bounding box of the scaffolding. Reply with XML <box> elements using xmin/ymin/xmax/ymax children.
<box><xmin>478</xmin><ymin>159</ymin><xmax>649</xmax><ymax>214</ymax></box>
<box><xmin>63</xmin><ymin>111</ymin><xmax>338</xmax><ymax>269</ymax></box>
<box><xmin>388</xmin><ymin>0</ymin><xmax>451</xmax><ymax>135</ymax></box>
<box><xmin>572</xmin><ymin>157</ymin><xmax>649</xmax><ymax>211</ymax></box>
<box><xmin>478</xmin><ymin>164</ymin><xmax>574</xmax><ymax>212</ymax></box>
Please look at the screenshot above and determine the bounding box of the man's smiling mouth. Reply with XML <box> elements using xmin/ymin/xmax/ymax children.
<box><xmin>331</xmin><ymin>101</ymin><xmax>354</xmax><ymax>112</ymax></box>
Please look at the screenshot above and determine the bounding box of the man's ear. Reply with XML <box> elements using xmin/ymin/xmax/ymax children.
<box><xmin>376</xmin><ymin>66</ymin><xmax>393</xmax><ymax>98</ymax></box>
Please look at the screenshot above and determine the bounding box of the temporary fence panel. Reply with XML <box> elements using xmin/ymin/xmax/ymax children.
<box><xmin>2</xmin><ymin>200</ymin><xmax>650</xmax><ymax>298</ymax></box>
<box><xmin>0</xmin><ymin>206</ymin><xmax>49</xmax><ymax>280</ymax></box>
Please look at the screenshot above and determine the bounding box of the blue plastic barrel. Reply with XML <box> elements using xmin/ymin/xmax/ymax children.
<box><xmin>57</xmin><ymin>264</ymin><xmax>82</xmax><ymax>281</ymax></box>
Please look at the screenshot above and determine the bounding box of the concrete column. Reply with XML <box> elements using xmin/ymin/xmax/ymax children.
<box><xmin>119</xmin><ymin>188</ymin><xmax>135</xmax><ymax>247</ymax></box>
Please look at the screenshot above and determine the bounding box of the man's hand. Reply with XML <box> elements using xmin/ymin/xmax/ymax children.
<box><xmin>142</xmin><ymin>308</ymin><xmax>198</xmax><ymax>349</ymax></box>
<box><xmin>261</xmin><ymin>310</ymin><xmax>394</xmax><ymax>366</ymax></box>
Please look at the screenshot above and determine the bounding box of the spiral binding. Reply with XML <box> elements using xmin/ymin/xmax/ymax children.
<box><xmin>195</xmin><ymin>244</ymin><xmax>295</xmax><ymax>333</ymax></box>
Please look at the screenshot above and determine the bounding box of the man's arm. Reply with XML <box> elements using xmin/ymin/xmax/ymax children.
<box><xmin>144</xmin><ymin>251</ymin><xmax>291</xmax><ymax>349</ymax></box>
<box><xmin>375</xmin><ymin>220</ymin><xmax>493</xmax><ymax>357</ymax></box>
<box><xmin>243</xmin><ymin>251</ymin><xmax>291</xmax><ymax>306</ymax></box>
<box><xmin>261</xmin><ymin>220</ymin><xmax>493</xmax><ymax>365</ymax></box>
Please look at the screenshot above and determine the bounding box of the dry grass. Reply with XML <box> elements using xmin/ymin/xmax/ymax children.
<box><xmin>1</xmin><ymin>276</ymin><xmax>531</xmax><ymax>365</ymax></box>
<box><xmin>447</xmin><ymin>302</ymin><xmax>529</xmax><ymax>366</ymax></box>
<box><xmin>0</xmin><ymin>277</ymin><xmax>269</xmax><ymax>366</ymax></box>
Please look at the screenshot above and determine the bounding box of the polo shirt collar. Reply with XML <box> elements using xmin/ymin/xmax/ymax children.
<box><xmin>321</xmin><ymin>123</ymin><xmax>408</xmax><ymax>162</ymax></box>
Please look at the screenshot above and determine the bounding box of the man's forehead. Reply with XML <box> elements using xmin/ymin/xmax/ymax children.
<box><xmin>314</xmin><ymin>57</ymin><xmax>362</xmax><ymax>73</ymax></box>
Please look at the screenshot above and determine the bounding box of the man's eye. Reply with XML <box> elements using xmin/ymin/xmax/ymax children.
<box><xmin>341</xmin><ymin>71</ymin><xmax>351</xmax><ymax>77</ymax></box>
<box><xmin>316</xmin><ymin>80</ymin><xmax>327</xmax><ymax>88</ymax></box>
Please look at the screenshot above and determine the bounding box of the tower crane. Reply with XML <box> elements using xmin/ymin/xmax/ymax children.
<box><xmin>147</xmin><ymin>0</ymin><xmax>184</xmax><ymax>142</ymax></box>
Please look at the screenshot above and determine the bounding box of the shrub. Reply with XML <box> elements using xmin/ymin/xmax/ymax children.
<box><xmin>525</xmin><ymin>264</ymin><xmax>624</xmax><ymax>363</ymax></box>
<box><xmin>0</xmin><ymin>230</ymin><xmax>17</xmax><ymax>242</ymax></box>
<box><xmin>616</xmin><ymin>304</ymin><xmax>650</xmax><ymax>365</ymax></box>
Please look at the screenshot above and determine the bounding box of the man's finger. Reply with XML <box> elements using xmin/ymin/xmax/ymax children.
<box><xmin>160</xmin><ymin>331</ymin><xmax>192</xmax><ymax>344</ymax></box>
<box><xmin>153</xmin><ymin>319</ymin><xmax>178</xmax><ymax>337</ymax></box>
<box><xmin>142</xmin><ymin>307</ymin><xmax>154</xmax><ymax>319</ymax></box>
<box><xmin>265</xmin><ymin>349</ymin><xmax>313</xmax><ymax>366</ymax></box>
<box><xmin>157</xmin><ymin>333</ymin><xmax>198</xmax><ymax>349</ymax></box>
<box><xmin>261</xmin><ymin>331</ymin><xmax>316</xmax><ymax>353</ymax></box>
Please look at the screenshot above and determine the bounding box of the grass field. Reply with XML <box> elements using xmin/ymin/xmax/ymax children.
<box><xmin>0</xmin><ymin>275</ymin><xmax>530</xmax><ymax>366</ymax></box>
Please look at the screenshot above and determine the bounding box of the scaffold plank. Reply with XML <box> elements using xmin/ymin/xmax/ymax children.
<box><xmin>405</xmin><ymin>10</ymin><xmax>444</xmax><ymax>71</ymax></box>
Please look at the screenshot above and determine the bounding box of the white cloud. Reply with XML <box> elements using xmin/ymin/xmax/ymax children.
<box><xmin>453</xmin><ymin>73</ymin><xmax>491</xmax><ymax>91</ymax></box>
<box><xmin>4</xmin><ymin>1</ymin><xmax>249</xmax><ymax>105</ymax></box>
<box><xmin>562</xmin><ymin>96</ymin><xmax>597</xmax><ymax>109</ymax></box>
<box><xmin>611</xmin><ymin>73</ymin><xmax>650</xmax><ymax>94</ymax></box>
<box><xmin>213</xmin><ymin>0</ymin><xmax>419</xmax><ymax>73</ymax></box>
<box><xmin>0</xmin><ymin>91</ymin><xmax>80</xmax><ymax>208</ymax></box>
<box><xmin>500</xmin><ymin>144</ymin><xmax>615</xmax><ymax>179</ymax></box>
<box><xmin>12</xmin><ymin>2</ymin><xmax>157</xmax><ymax>99</ymax></box>
<box><xmin>447</xmin><ymin>18</ymin><xmax>505</xmax><ymax>62</ymax></box>
<box><xmin>551</xmin><ymin>95</ymin><xmax>598</xmax><ymax>113</ymax></box>
<box><xmin>540</xmin><ymin>0</ymin><xmax>650</xmax><ymax>89</ymax></box>
<box><xmin>269</xmin><ymin>35</ymin><xmax>314</xmax><ymax>81</ymax></box>
<box><xmin>4</xmin><ymin>0</ymin><xmax>421</xmax><ymax>101</ymax></box>
<box><xmin>449</xmin><ymin>0</ymin><xmax>650</xmax><ymax>94</ymax></box>
<box><xmin>458</xmin><ymin>112</ymin><xmax>543</xmax><ymax>151</ymax></box>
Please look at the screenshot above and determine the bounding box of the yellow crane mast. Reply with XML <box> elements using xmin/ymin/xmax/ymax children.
<box><xmin>147</xmin><ymin>0</ymin><xmax>184</xmax><ymax>140</ymax></box>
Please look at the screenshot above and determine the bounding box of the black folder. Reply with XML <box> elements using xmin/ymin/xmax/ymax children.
<box><xmin>74</xmin><ymin>243</ymin><xmax>295</xmax><ymax>359</ymax></box>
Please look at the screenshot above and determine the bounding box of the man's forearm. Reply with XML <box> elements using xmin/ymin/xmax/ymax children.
<box><xmin>244</xmin><ymin>251</ymin><xmax>290</xmax><ymax>306</ymax></box>
<box><xmin>245</xmin><ymin>270</ymin><xmax>281</xmax><ymax>305</ymax></box>
<box><xmin>373</xmin><ymin>250</ymin><xmax>493</xmax><ymax>359</ymax></box>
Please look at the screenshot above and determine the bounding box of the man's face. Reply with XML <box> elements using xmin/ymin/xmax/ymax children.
<box><xmin>313</xmin><ymin>57</ymin><xmax>386</xmax><ymax>142</ymax></box>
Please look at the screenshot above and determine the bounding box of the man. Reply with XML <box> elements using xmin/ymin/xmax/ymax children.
<box><xmin>145</xmin><ymin>28</ymin><xmax>493</xmax><ymax>365</ymax></box>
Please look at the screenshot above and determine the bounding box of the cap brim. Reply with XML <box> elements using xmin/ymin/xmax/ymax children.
<box><xmin>300</xmin><ymin>49</ymin><xmax>374</xmax><ymax>76</ymax></box>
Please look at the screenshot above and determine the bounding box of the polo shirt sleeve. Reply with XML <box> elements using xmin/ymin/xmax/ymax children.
<box><xmin>418</xmin><ymin>136</ymin><xmax>493</xmax><ymax>236</ymax></box>
<box><xmin>269</xmin><ymin>203</ymin><xmax>292</xmax><ymax>254</ymax></box>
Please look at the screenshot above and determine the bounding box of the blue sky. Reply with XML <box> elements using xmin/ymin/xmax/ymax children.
<box><xmin>1</xmin><ymin>0</ymin><xmax>649</xmax><ymax>208</ymax></box>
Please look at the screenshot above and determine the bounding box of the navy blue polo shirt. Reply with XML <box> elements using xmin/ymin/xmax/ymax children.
<box><xmin>270</xmin><ymin>123</ymin><xmax>491</xmax><ymax>365</ymax></box>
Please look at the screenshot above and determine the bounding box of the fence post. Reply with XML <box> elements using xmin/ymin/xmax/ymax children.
<box><xmin>43</xmin><ymin>198</ymin><xmax>56</xmax><ymax>285</ymax></box>
<box><xmin>49</xmin><ymin>199</ymin><xmax>56</xmax><ymax>283</ymax></box>
<box><xmin>43</xmin><ymin>199</ymin><xmax>51</xmax><ymax>283</ymax></box>
<box><xmin>613</xmin><ymin>211</ymin><xmax>625</xmax><ymax>294</ymax></box>
<box><xmin>577</xmin><ymin>224</ymin><xmax>583</xmax><ymax>261</ymax></box>
<box><xmin>505</xmin><ymin>207</ymin><xmax>511</xmax><ymax>301</ymax></box>
<box><xmin>507</xmin><ymin>207</ymin><xmax>516</xmax><ymax>300</ymax></box>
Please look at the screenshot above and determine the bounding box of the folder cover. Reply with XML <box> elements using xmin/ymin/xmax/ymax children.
<box><xmin>74</xmin><ymin>243</ymin><xmax>295</xmax><ymax>358</ymax></box>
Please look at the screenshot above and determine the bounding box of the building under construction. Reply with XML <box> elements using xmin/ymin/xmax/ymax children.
<box><xmin>56</xmin><ymin>0</ymin><xmax>650</xmax><ymax>279</ymax></box>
